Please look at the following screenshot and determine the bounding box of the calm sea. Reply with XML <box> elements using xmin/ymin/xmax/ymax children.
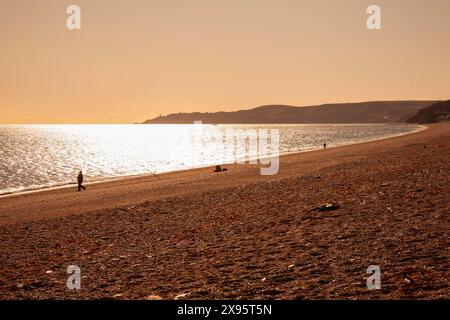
<box><xmin>0</xmin><ymin>124</ymin><xmax>422</xmax><ymax>195</ymax></box>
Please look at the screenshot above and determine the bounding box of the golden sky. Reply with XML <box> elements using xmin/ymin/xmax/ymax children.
<box><xmin>1</xmin><ymin>0</ymin><xmax>449</xmax><ymax>124</ymax></box>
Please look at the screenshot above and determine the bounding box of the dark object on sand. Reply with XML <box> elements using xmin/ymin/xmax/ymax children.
<box><xmin>310</xmin><ymin>203</ymin><xmax>340</xmax><ymax>212</ymax></box>
<box><xmin>214</xmin><ymin>165</ymin><xmax>228</xmax><ymax>172</ymax></box>
<box><xmin>323</xmin><ymin>143</ymin><xmax>327</xmax><ymax>150</ymax></box>
<box><xmin>77</xmin><ymin>171</ymin><xmax>86</xmax><ymax>192</ymax></box>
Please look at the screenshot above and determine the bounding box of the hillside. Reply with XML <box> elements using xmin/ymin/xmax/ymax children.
<box><xmin>407</xmin><ymin>100</ymin><xmax>450</xmax><ymax>124</ymax></box>
<box><xmin>143</xmin><ymin>101</ymin><xmax>435</xmax><ymax>124</ymax></box>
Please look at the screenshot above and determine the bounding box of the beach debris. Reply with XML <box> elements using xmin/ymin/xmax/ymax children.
<box><xmin>174</xmin><ymin>293</ymin><xmax>189</xmax><ymax>300</ymax></box>
<box><xmin>288</xmin><ymin>264</ymin><xmax>295</xmax><ymax>269</ymax></box>
<box><xmin>113</xmin><ymin>293</ymin><xmax>123</xmax><ymax>298</ymax></box>
<box><xmin>45</xmin><ymin>270</ymin><xmax>53</xmax><ymax>274</ymax></box>
<box><xmin>310</xmin><ymin>203</ymin><xmax>340</xmax><ymax>212</ymax></box>
<box><xmin>214</xmin><ymin>165</ymin><xmax>228</xmax><ymax>172</ymax></box>
<box><xmin>261</xmin><ymin>277</ymin><xmax>267</xmax><ymax>282</ymax></box>
<box><xmin>145</xmin><ymin>295</ymin><xmax>163</xmax><ymax>300</ymax></box>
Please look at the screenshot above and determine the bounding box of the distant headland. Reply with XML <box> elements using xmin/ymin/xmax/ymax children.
<box><xmin>142</xmin><ymin>101</ymin><xmax>438</xmax><ymax>124</ymax></box>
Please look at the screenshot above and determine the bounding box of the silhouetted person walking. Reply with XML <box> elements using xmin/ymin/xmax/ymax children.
<box><xmin>77</xmin><ymin>171</ymin><xmax>86</xmax><ymax>192</ymax></box>
<box><xmin>323</xmin><ymin>142</ymin><xmax>327</xmax><ymax>150</ymax></box>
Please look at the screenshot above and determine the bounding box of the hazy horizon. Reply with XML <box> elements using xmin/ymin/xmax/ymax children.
<box><xmin>1</xmin><ymin>0</ymin><xmax>450</xmax><ymax>124</ymax></box>
<box><xmin>0</xmin><ymin>99</ymin><xmax>441</xmax><ymax>125</ymax></box>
